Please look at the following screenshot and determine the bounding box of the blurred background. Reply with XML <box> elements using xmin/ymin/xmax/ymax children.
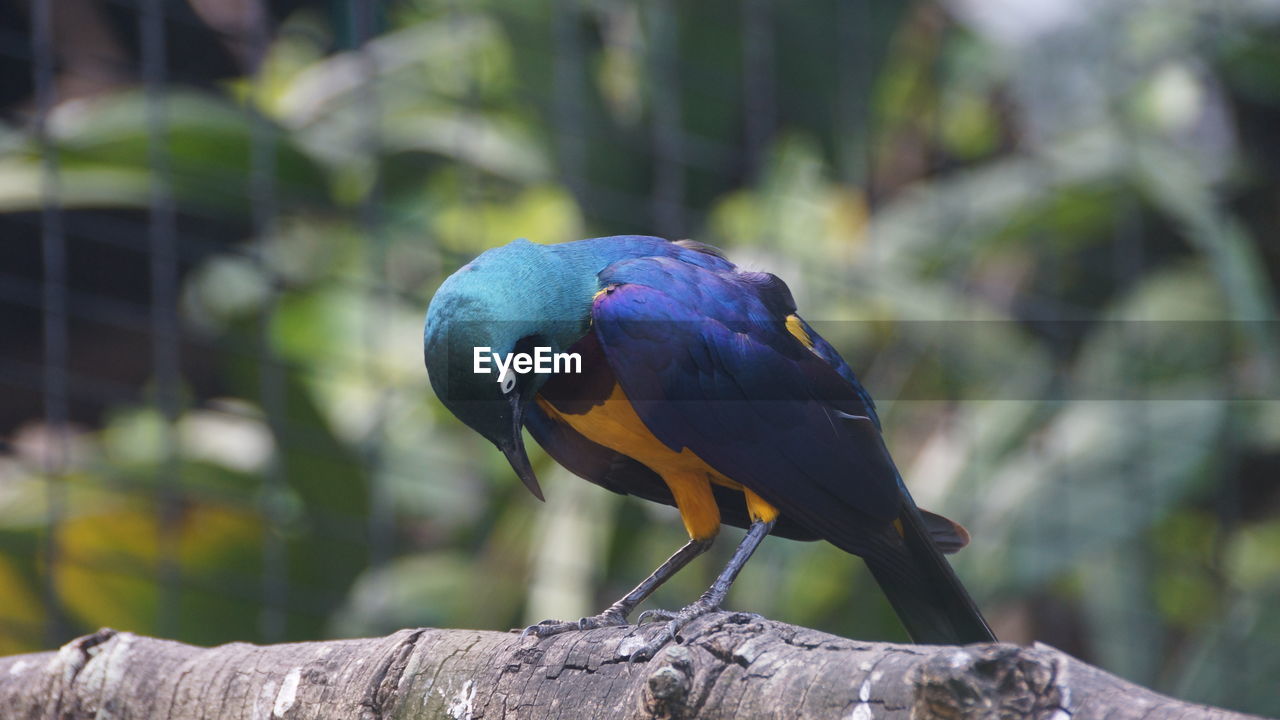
<box><xmin>1</xmin><ymin>0</ymin><xmax>1279</xmax><ymax>714</ymax></box>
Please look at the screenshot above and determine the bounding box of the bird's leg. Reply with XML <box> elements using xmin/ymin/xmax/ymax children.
<box><xmin>521</xmin><ymin>536</ymin><xmax>714</xmax><ymax>638</ymax></box>
<box><xmin>630</xmin><ymin>518</ymin><xmax>775</xmax><ymax>660</ymax></box>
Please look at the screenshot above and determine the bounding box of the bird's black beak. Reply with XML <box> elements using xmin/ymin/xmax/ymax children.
<box><xmin>499</xmin><ymin>391</ymin><xmax>544</xmax><ymax>501</ymax></box>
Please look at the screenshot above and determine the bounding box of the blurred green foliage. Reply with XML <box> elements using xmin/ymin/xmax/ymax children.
<box><xmin>2</xmin><ymin>0</ymin><xmax>1280</xmax><ymax>714</ymax></box>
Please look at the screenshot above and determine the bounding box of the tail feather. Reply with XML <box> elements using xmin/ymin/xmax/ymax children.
<box><xmin>863</xmin><ymin>504</ymin><xmax>996</xmax><ymax>644</ymax></box>
<box><xmin>919</xmin><ymin>508</ymin><xmax>970</xmax><ymax>554</ymax></box>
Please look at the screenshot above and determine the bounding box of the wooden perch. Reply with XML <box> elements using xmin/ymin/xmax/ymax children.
<box><xmin>0</xmin><ymin>612</ymin><xmax>1264</xmax><ymax>719</ymax></box>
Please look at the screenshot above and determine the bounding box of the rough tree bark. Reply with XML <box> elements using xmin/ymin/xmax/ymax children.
<box><xmin>0</xmin><ymin>612</ymin><xmax>1265</xmax><ymax>719</ymax></box>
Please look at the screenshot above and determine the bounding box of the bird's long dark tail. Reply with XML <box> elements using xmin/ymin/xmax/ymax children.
<box><xmin>862</xmin><ymin>503</ymin><xmax>996</xmax><ymax>645</ymax></box>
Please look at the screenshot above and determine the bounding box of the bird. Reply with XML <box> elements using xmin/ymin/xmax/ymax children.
<box><xmin>423</xmin><ymin>235</ymin><xmax>995</xmax><ymax>656</ymax></box>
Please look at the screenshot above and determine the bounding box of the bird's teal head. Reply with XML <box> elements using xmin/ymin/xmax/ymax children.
<box><xmin>423</xmin><ymin>239</ymin><xmax>599</xmax><ymax>500</ymax></box>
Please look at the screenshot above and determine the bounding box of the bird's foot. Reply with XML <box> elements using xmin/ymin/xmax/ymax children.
<box><xmin>627</xmin><ymin>597</ymin><xmax>721</xmax><ymax>661</ymax></box>
<box><xmin>518</xmin><ymin>608</ymin><xmax>629</xmax><ymax>639</ymax></box>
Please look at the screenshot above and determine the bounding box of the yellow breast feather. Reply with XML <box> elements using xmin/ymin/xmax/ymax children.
<box><xmin>536</xmin><ymin>382</ymin><xmax>779</xmax><ymax>539</ymax></box>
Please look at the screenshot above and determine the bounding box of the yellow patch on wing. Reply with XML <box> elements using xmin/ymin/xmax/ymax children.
<box><xmin>785</xmin><ymin>314</ymin><xmax>814</xmax><ymax>349</ymax></box>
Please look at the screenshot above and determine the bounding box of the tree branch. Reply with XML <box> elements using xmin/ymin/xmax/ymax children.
<box><xmin>0</xmin><ymin>612</ymin><xmax>1263</xmax><ymax>719</ymax></box>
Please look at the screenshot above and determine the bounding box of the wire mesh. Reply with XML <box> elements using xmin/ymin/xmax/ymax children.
<box><xmin>30</xmin><ymin>0</ymin><xmax>67</xmax><ymax>650</ymax></box>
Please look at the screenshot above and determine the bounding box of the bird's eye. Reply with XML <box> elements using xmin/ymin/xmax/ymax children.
<box><xmin>499</xmin><ymin>367</ymin><xmax>517</xmax><ymax>395</ymax></box>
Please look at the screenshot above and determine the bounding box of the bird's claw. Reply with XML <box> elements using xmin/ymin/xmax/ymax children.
<box><xmin>519</xmin><ymin>609</ymin><xmax>628</xmax><ymax>639</ymax></box>
<box><xmin>626</xmin><ymin>599</ymin><xmax>720</xmax><ymax>662</ymax></box>
<box><xmin>519</xmin><ymin>619</ymin><xmax>567</xmax><ymax>639</ymax></box>
<box><xmin>636</xmin><ymin>608</ymin><xmax>677</xmax><ymax>625</ymax></box>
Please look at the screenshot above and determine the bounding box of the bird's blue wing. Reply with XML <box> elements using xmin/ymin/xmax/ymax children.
<box><xmin>591</xmin><ymin>256</ymin><xmax>903</xmax><ymax>554</ymax></box>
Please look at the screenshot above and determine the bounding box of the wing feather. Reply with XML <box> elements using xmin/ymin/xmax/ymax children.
<box><xmin>591</xmin><ymin>257</ymin><xmax>904</xmax><ymax>554</ymax></box>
